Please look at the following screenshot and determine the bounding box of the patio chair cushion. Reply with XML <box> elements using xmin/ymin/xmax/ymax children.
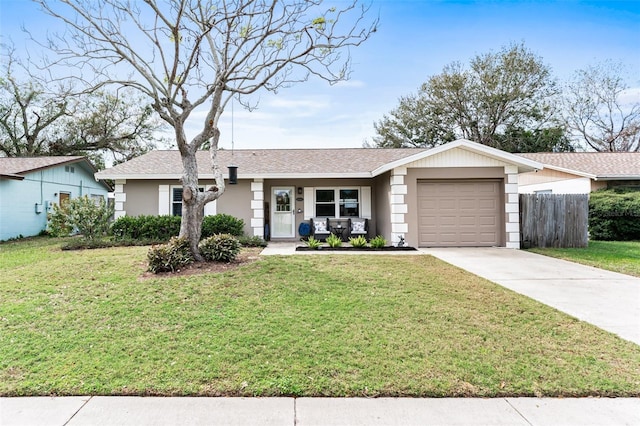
<box><xmin>351</xmin><ymin>219</ymin><xmax>366</xmax><ymax>233</ymax></box>
<box><xmin>314</xmin><ymin>219</ymin><xmax>327</xmax><ymax>233</ymax></box>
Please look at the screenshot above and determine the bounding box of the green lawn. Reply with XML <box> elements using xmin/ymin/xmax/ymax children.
<box><xmin>1</xmin><ymin>238</ymin><xmax>640</xmax><ymax>397</ymax></box>
<box><xmin>528</xmin><ymin>240</ymin><xmax>640</xmax><ymax>277</ymax></box>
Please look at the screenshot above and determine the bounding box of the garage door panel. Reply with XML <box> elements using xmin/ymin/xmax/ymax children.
<box><xmin>418</xmin><ymin>180</ymin><xmax>502</xmax><ymax>247</ymax></box>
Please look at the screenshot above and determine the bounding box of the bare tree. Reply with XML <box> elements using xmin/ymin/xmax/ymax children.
<box><xmin>0</xmin><ymin>46</ymin><xmax>71</xmax><ymax>156</ymax></box>
<box><xmin>0</xmin><ymin>46</ymin><xmax>165</xmax><ymax>166</ymax></box>
<box><xmin>35</xmin><ymin>0</ymin><xmax>377</xmax><ymax>258</ymax></box>
<box><xmin>563</xmin><ymin>61</ymin><xmax>640</xmax><ymax>152</ymax></box>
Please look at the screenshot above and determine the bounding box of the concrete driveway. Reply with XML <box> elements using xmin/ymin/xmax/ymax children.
<box><xmin>422</xmin><ymin>248</ymin><xmax>640</xmax><ymax>346</ymax></box>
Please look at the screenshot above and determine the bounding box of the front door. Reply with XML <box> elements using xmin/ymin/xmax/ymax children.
<box><xmin>271</xmin><ymin>187</ymin><xmax>295</xmax><ymax>238</ymax></box>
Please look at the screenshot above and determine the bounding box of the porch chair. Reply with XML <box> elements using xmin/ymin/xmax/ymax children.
<box><xmin>311</xmin><ymin>217</ymin><xmax>330</xmax><ymax>241</ymax></box>
<box><xmin>349</xmin><ymin>218</ymin><xmax>368</xmax><ymax>239</ymax></box>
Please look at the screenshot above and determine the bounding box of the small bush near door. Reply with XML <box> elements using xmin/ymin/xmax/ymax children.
<box><xmin>589</xmin><ymin>189</ymin><xmax>640</xmax><ymax>240</ymax></box>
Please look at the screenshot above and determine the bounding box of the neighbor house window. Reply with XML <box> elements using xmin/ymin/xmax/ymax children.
<box><xmin>315</xmin><ymin>188</ymin><xmax>359</xmax><ymax>217</ymax></box>
<box><xmin>91</xmin><ymin>194</ymin><xmax>104</xmax><ymax>205</ymax></box>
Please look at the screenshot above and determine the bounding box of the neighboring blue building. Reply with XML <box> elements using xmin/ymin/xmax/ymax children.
<box><xmin>0</xmin><ymin>156</ymin><xmax>111</xmax><ymax>241</ymax></box>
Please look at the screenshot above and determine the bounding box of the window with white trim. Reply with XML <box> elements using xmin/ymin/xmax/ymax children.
<box><xmin>314</xmin><ymin>188</ymin><xmax>359</xmax><ymax>217</ymax></box>
<box><xmin>171</xmin><ymin>186</ymin><xmax>205</xmax><ymax>216</ymax></box>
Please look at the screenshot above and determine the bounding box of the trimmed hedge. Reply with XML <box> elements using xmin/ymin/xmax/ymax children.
<box><xmin>111</xmin><ymin>215</ymin><xmax>181</xmax><ymax>241</ymax></box>
<box><xmin>111</xmin><ymin>214</ymin><xmax>245</xmax><ymax>242</ymax></box>
<box><xmin>589</xmin><ymin>188</ymin><xmax>640</xmax><ymax>241</ymax></box>
<box><xmin>201</xmin><ymin>214</ymin><xmax>245</xmax><ymax>238</ymax></box>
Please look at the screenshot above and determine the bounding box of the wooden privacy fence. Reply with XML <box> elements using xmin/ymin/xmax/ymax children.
<box><xmin>519</xmin><ymin>194</ymin><xmax>589</xmax><ymax>248</ymax></box>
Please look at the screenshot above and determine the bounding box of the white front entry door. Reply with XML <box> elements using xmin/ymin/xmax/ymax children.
<box><xmin>271</xmin><ymin>187</ymin><xmax>295</xmax><ymax>238</ymax></box>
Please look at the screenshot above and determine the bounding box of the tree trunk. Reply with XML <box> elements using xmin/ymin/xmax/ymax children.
<box><xmin>178</xmin><ymin>149</ymin><xmax>205</xmax><ymax>261</ymax></box>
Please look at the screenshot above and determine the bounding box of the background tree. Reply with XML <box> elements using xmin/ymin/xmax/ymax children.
<box><xmin>36</xmin><ymin>0</ymin><xmax>377</xmax><ymax>259</ymax></box>
<box><xmin>0</xmin><ymin>48</ymin><xmax>71</xmax><ymax>157</ymax></box>
<box><xmin>563</xmin><ymin>61</ymin><xmax>640</xmax><ymax>152</ymax></box>
<box><xmin>373</xmin><ymin>43</ymin><xmax>567</xmax><ymax>152</ymax></box>
<box><xmin>371</xmin><ymin>92</ymin><xmax>455</xmax><ymax>148</ymax></box>
<box><xmin>0</xmin><ymin>47</ymin><xmax>165</xmax><ymax>166</ymax></box>
<box><xmin>50</xmin><ymin>90</ymin><xmax>166</xmax><ymax>169</ymax></box>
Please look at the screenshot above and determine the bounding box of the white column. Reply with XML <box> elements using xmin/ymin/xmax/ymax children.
<box><xmin>114</xmin><ymin>179</ymin><xmax>127</xmax><ymax>219</ymax></box>
<box><xmin>251</xmin><ymin>179</ymin><xmax>264</xmax><ymax>238</ymax></box>
<box><xmin>504</xmin><ymin>166</ymin><xmax>520</xmax><ymax>249</ymax></box>
<box><xmin>389</xmin><ymin>167</ymin><xmax>408</xmax><ymax>245</ymax></box>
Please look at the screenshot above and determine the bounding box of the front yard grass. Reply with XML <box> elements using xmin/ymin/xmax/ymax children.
<box><xmin>528</xmin><ymin>240</ymin><xmax>640</xmax><ymax>277</ymax></box>
<box><xmin>1</xmin><ymin>237</ymin><xmax>640</xmax><ymax>397</ymax></box>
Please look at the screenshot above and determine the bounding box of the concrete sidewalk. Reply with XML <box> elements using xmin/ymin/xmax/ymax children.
<box><xmin>422</xmin><ymin>248</ymin><xmax>640</xmax><ymax>346</ymax></box>
<box><xmin>2</xmin><ymin>396</ymin><xmax>640</xmax><ymax>425</ymax></box>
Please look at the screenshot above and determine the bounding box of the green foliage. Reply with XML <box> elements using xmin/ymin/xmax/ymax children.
<box><xmin>589</xmin><ymin>189</ymin><xmax>640</xmax><ymax>241</ymax></box>
<box><xmin>373</xmin><ymin>42</ymin><xmax>560</xmax><ymax>150</ymax></box>
<box><xmin>47</xmin><ymin>202</ymin><xmax>73</xmax><ymax>237</ymax></box>
<box><xmin>111</xmin><ymin>215</ymin><xmax>181</xmax><ymax>241</ymax></box>
<box><xmin>348</xmin><ymin>235</ymin><xmax>368</xmax><ymax>248</ymax></box>
<box><xmin>201</xmin><ymin>214</ymin><xmax>245</xmax><ymax>238</ymax></box>
<box><xmin>198</xmin><ymin>234</ymin><xmax>241</xmax><ymax>263</ymax></box>
<box><xmin>238</xmin><ymin>235</ymin><xmax>268</xmax><ymax>248</ymax></box>
<box><xmin>47</xmin><ymin>195</ymin><xmax>114</xmax><ymax>239</ymax></box>
<box><xmin>147</xmin><ymin>237</ymin><xmax>193</xmax><ymax>273</ymax></box>
<box><xmin>369</xmin><ymin>235</ymin><xmax>387</xmax><ymax>248</ymax></box>
<box><xmin>305</xmin><ymin>236</ymin><xmax>321</xmax><ymax>249</ymax></box>
<box><xmin>326</xmin><ymin>233</ymin><xmax>342</xmax><ymax>248</ymax></box>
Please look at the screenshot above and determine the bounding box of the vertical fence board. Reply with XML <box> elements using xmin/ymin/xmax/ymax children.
<box><xmin>519</xmin><ymin>194</ymin><xmax>588</xmax><ymax>248</ymax></box>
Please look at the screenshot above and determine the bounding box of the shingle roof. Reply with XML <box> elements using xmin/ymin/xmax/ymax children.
<box><xmin>95</xmin><ymin>148</ymin><xmax>431</xmax><ymax>178</ymax></box>
<box><xmin>517</xmin><ymin>152</ymin><xmax>640</xmax><ymax>179</ymax></box>
<box><xmin>0</xmin><ymin>156</ymin><xmax>87</xmax><ymax>178</ymax></box>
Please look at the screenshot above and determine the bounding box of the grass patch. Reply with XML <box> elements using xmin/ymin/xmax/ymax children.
<box><xmin>1</xmin><ymin>238</ymin><xmax>640</xmax><ymax>397</ymax></box>
<box><xmin>528</xmin><ymin>240</ymin><xmax>640</xmax><ymax>277</ymax></box>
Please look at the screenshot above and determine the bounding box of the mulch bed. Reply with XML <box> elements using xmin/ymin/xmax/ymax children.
<box><xmin>295</xmin><ymin>246</ymin><xmax>417</xmax><ymax>251</ymax></box>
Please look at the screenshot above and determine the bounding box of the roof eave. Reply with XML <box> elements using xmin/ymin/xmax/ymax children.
<box><xmin>94</xmin><ymin>172</ymin><xmax>374</xmax><ymax>180</ymax></box>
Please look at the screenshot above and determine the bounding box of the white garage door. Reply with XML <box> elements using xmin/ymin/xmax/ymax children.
<box><xmin>418</xmin><ymin>180</ymin><xmax>502</xmax><ymax>247</ymax></box>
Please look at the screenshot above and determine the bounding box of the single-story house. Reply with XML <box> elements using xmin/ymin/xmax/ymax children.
<box><xmin>0</xmin><ymin>156</ymin><xmax>111</xmax><ymax>241</ymax></box>
<box><xmin>95</xmin><ymin>139</ymin><xmax>543</xmax><ymax>248</ymax></box>
<box><xmin>517</xmin><ymin>152</ymin><xmax>640</xmax><ymax>194</ymax></box>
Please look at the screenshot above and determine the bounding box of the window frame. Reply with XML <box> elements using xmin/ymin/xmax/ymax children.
<box><xmin>314</xmin><ymin>187</ymin><xmax>360</xmax><ymax>218</ymax></box>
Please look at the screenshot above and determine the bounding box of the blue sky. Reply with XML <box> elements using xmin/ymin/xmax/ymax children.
<box><xmin>2</xmin><ymin>0</ymin><xmax>639</xmax><ymax>150</ymax></box>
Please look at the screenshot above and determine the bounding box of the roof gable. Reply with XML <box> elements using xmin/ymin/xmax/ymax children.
<box><xmin>371</xmin><ymin>139</ymin><xmax>542</xmax><ymax>175</ymax></box>
<box><xmin>0</xmin><ymin>156</ymin><xmax>88</xmax><ymax>177</ymax></box>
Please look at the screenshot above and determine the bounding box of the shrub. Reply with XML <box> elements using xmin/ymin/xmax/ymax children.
<box><xmin>47</xmin><ymin>195</ymin><xmax>114</xmax><ymax>239</ymax></box>
<box><xmin>348</xmin><ymin>235</ymin><xmax>368</xmax><ymax>248</ymax></box>
<box><xmin>198</xmin><ymin>234</ymin><xmax>241</xmax><ymax>262</ymax></box>
<box><xmin>589</xmin><ymin>189</ymin><xmax>640</xmax><ymax>240</ymax></box>
<box><xmin>238</xmin><ymin>235</ymin><xmax>268</xmax><ymax>247</ymax></box>
<box><xmin>111</xmin><ymin>215</ymin><xmax>181</xmax><ymax>241</ymax></box>
<box><xmin>326</xmin><ymin>233</ymin><xmax>342</xmax><ymax>248</ymax></box>
<box><xmin>201</xmin><ymin>214</ymin><xmax>245</xmax><ymax>238</ymax></box>
<box><xmin>147</xmin><ymin>237</ymin><xmax>193</xmax><ymax>273</ymax></box>
<box><xmin>369</xmin><ymin>235</ymin><xmax>387</xmax><ymax>248</ymax></box>
<box><xmin>305</xmin><ymin>236</ymin><xmax>321</xmax><ymax>249</ymax></box>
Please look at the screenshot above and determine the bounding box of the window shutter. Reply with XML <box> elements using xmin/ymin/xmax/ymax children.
<box><xmin>158</xmin><ymin>185</ymin><xmax>170</xmax><ymax>215</ymax></box>
<box><xmin>361</xmin><ymin>186</ymin><xmax>372</xmax><ymax>219</ymax></box>
<box><xmin>204</xmin><ymin>200</ymin><xmax>217</xmax><ymax>216</ymax></box>
<box><xmin>304</xmin><ymin>187</ymin><xmax>314</xmax><ymax>220</ymax></box>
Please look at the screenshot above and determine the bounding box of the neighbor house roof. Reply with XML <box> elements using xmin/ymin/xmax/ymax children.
<box><xmin>95</xmin><ymin>139</ymin><xmax>543</xmax><ymax>180</ymax></box>
<box><xmin>0</xmin><ymin>156</ymin><xmax>88</xmax><ymax>180</ymax></box>
<box><xmin>517</xmin><ymin>152</ymin><xmax>640</xmax><ymax>180</ymax></box>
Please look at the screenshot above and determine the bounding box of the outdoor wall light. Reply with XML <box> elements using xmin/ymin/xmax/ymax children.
<box><xmin>297</xmin><ymin>187</ymin><xmax>303</xmax><ymax>195</ymax></box>
<box><xmin>228</xmin><ymin>165</ymin><xmax>238</xmax><ymax>184</ymax></box>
